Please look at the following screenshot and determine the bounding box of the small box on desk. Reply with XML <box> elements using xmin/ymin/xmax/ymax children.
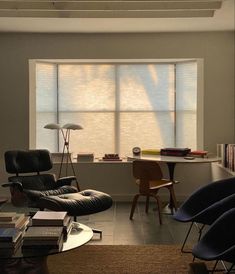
<box><xmin>77</xmin><ymin>153</ymin><xmax>94</xmax><ymax>162</ymax></box>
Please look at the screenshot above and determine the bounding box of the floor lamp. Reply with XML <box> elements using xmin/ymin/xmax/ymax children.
<box><xmin>44</xmin><ymin>123</ymin><xmax>83</xmax><ymax>190</ymax></box>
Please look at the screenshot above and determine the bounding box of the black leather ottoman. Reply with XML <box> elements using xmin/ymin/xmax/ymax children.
<box><xmin>37</xmin><ymin>189</ymin><xmax>113</xmax><ymax>216</ymax></box>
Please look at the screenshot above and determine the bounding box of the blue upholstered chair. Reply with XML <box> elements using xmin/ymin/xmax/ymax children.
<box><xmin>192</xmin><ymin>208</ymin><xmax>235</xmax><ymax>273</ymax></box>
<box><xmin>173</xmin><ymin>177</ymin><xmax>235</xmax><ymax>252</ymax></box>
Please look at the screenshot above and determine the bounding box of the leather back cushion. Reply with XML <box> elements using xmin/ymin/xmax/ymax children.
<box><xmin>8</xmin><ymin>174</ymin><xmax>56</xmax><ymax>190</ymax></box>
<box><xmin>5</xmin><ymin>149</ymin><xmax>53</xmax><ymax>174</ymax></box>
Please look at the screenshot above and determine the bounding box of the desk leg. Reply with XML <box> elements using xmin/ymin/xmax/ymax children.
<box><xmin>167</xmin><ymin>162</ymin><xmax>176</xmax><ymax>181</ymax></box>
<box><xmin>0</xmin><ymin>257</ymin><xmax>49</xmax><ymax>274</ymax></box>
<box><xmin>162</xmin><ymin>162</ymin><xmax>177</xmax><ymax>215</ymax></box>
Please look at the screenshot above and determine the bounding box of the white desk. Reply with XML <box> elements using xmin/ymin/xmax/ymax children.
<box><xmin>128</xmin><ymin>155</ymin><xmax>220</xmax><ymax>180</ymax></box>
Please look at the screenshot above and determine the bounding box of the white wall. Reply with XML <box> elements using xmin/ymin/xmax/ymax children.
<box><xmin>0</xmin><ymin>31</ymin><xmax>234</xmax><ymax>199</ymax></box>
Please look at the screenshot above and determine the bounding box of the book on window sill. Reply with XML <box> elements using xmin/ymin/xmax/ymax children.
<box><xmin>31</xmin><ymin>211</ymin><xmax>68</xmax><ymax>226</ymax></box>
<box><xmin>102</xmin><ymin>154</ymin><xmax>122</xmax><ymax>161</ymax></box>
<box><xmin>101</xmin><ymin>158</ymin><xmax>123</xmax><ymax>161</ymax></box>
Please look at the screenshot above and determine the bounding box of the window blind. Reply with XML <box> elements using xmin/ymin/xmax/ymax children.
<box><xmin>36</xmin><ymin>63</ymin><xmax>57</xmax><ymax>152</ymax></box>
<box><xmin>35</xmin><ymin>61</ymin><xmax>197</xmax><ymax>156</ymax></box>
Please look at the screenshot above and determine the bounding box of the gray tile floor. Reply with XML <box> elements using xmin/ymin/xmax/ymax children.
<box><xmin>0</xmin><ymin>201</ymin><xmax>198</xmax><ymax>246</ymax></box>
<box><xmin>77</xmin><ymin>201</ymin><xmax>198</xmax><ymax>246</ymax></box>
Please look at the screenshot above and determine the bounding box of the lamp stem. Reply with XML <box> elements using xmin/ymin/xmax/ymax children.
<box><xmin>65</xmin><ymin>129</ymin><xmax>70</xmax><ymax>176</ymax></box>
<box><xmin>59</xmin><ymin>128</ymin><xmax>80</xmax><ymax>191</ymax></box>
<box><xmin>59</xmin><ymin>129</ymin><xmax>66</xmax><ymax>178</ymax></box>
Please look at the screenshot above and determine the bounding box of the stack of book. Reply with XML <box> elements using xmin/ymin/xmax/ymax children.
<box><xmin>187</xmin><ymin>150</ymin><xmax>208</xmax><ymax>158</ymax></box>
<box><xmin>0</xmin><ymin>212</ymin><xmax>29</xmax><ymax>254</ymax></box>
<box><xmin>0</xmin><ymin>212</ymin><xmax>29</xmax><ymax>232</ymax></box>
<box><xmin>102</xmin><ymin>154</ymin><xmax>122</xmax><ymax>161</ymax></box>
<box><xmin>22</xmin><ymin>211</ymin><xmax>73</xmax><ymax>251</ymax></box>
<box><xmin>160</xmin><ymin>148</ymin><xmax>191</xmax><ymax>157</ymax></box>
<box><xmin>31</xmin><ymin>211</ymin><xmax>73</xmax><ymax>239</ymax></box>
<box><xmin>0</xmin><ymin>227</ymin><xmax>23</xmax><ymax>252</ymax></box>
<box><xmin>22</xmin><ymin>226</ymin><xmax>64</xmax><ymax>251</ymax></box>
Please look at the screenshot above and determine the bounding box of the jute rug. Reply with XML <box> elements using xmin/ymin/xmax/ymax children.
<box><xmin>47</xmin><ymin>245</ymin><xmax>212</xmax><ymax>274</ymax></box>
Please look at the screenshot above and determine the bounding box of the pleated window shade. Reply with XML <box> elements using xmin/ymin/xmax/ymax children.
<box><xmin>36</xmin><ymin>61</ymin><xmax>197</xmax><ymax>156</ymax></box>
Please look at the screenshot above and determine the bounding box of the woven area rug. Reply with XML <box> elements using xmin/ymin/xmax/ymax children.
<box><xmin>47</xmin><ymin>245</ymin><xmax>210</xmax><ymax>274</ymax></box>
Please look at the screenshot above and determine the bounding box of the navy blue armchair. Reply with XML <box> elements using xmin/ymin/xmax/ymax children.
<box><xmin>192</xmin><ymin>208</ymin><xmax>235</xmax><ymax>273</ymax></box>
<box><xmin>173</xmin><ymin>177</ymin><xmax>235</xmax><ymax>252</ymax></box>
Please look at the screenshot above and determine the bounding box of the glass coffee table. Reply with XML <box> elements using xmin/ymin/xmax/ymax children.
<box><xmin>0</xmin><ymin>222</ymin><xmax>93</xmax><ymax>274</ymax></box>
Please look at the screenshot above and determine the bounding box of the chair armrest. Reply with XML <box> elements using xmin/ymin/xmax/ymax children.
<box><xmin>2</xmin><ymin>182</ymin><xmax>23</xmax><ymax>192</ymax></box>
<box><xmin>56</xmin><ymin>176</ymin><xmax>76</xmax><ymax>187</ymax></box>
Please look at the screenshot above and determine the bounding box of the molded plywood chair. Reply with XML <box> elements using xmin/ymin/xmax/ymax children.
<box><xmin>129</xmin><ymin>160</ymin><xmax>178</xmax><ymax>225</ymax></box>
<box><xmin>173</xmin><ymin>176</ymin><xmax>235</xmax><ymax>253</ymax></box>
<box><xmin>192</xmin><ymin>208</ymin><xmax>235</xmax><ymax>273</ymax></box>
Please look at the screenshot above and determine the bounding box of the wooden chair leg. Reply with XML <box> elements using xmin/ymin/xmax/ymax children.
<box><xmin>130</xmin><ymin>194</ymin><xmax>140</xmax><ymax>220</ymax></box>
<box><xmin>145</xmin><ymin>195</ymin><xmax>150</xmax><ymax>213</ymax></box>
<box><xmin>153</xmin><ymin>194</ymin><xmax>162</xmax><ymax>225</ymax></box>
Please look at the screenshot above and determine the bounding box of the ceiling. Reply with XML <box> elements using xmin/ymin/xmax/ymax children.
<box><xmin>0</xmin><ymin>0</ymin><xmax>234</xmax><ymax>33</ymax></box>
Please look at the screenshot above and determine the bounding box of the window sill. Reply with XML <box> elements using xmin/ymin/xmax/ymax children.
<box><xmin>53</xmin><ymin>158</ymin><xmax>132</xmax><ymax>164</ymax></box>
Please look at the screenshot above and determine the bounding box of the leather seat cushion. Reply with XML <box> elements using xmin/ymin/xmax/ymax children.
<box><xmin>38</xmin><ymin>189</ymin><xmax>113</xmax><ymax>216</ymax></box>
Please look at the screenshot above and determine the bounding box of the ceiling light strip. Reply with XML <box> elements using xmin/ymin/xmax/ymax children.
<box><xmin>0</xmin><ymin>1</ymin><xmax>222</xmax><ymax>10</ymax></box>
<box><xmin>0</xmin><ymin>9</ymin><xmax>215</xmax><ymax>17</ymax></box>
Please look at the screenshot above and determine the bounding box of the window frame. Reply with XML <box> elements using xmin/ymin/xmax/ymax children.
<box><xmin>29</xmin><ymin>58</ymin><xmax>204</xmax><ymax>154</ymax></box>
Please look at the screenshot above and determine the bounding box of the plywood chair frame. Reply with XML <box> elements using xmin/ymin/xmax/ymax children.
<box><xmin>129</xmin><ymin>160</ymin><xmax>178</xmax><ymax>225</ymax></box>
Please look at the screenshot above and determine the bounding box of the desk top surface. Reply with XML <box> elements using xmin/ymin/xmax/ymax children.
<box><xmin>0</xmin><ymin>222</ymin><xmax>93</xmax><ymax>259</ymax></box>
<box><xmin>127</xmin><ymin>154</ymin><xmax>220</xmax><ymax>164</ymax></box>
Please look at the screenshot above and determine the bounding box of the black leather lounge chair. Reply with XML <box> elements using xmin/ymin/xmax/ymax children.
<box><xmin>3</xmin><ymin>150</ymin><xmax>113</xmax><ymax>234</ymax></box>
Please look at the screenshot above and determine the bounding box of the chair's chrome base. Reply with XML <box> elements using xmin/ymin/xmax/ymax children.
<box><xmin>181</xmin><ymin>222</ymin><xmax>205</xmax><ymax>254</ymax></box>
<box><xmin>73</xmin><ymin>216</ymin><xmax>102</xmax><ymax>239</ymax></box>
<box><xmin>92</xmin><ymin>228</ymin><xmax>102</xmax><ymax>239</ymax></box>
